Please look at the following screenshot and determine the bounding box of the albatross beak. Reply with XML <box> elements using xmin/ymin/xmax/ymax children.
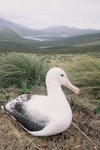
<box><xmin>66</xmin><ymin>79</ymin><xmax>80</xmax><ymax>95</ymax></box>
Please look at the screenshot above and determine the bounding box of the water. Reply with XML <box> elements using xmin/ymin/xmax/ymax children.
<box><xmin>23</xmin><ymin>34</ymin><xmax>70</xmax><ymax>41</ymax></box>
<box><xmin>23</xmin><ymin>36</ymin><xmax>46</xmax><ymax>41</ymax></box>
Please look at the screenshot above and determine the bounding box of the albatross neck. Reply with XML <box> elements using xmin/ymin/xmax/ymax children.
<box><xmin>46</xmin><ymin>81</ymin><xmax>65</xmax><ymax>97</ymax></box>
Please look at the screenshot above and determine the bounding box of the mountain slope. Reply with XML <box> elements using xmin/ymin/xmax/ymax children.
<box><xmin>54</xmin><ymin>32</ymin><xmax>100</xmax><ymax>46</ymax></box>
<box><xmin>0</xmin><ymin>18</ymin><xmax>34</xmax><ymax>36</ymax></box>
<box><xmin>0</xmin><ymin>28</ymin><xmax>22</xmax><ymax>40</ymax></box>
<box><xmin>0</xmin><ymin>18</ymin><xmax>100</xmax><ymax>54</ymax></box>
<box><xmin>0</xmin><ymin>18</ymin><xmax>100</xmax><ymax>37</ymax></box>
<box><xmin>40</xmin><ymin>26</ymin><xmax>100</xmax><ymax>36</ymax></box>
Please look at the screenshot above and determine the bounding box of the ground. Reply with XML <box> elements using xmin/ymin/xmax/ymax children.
<box><xmin>0</xmin><ymin>53</ymin><xmax>100</xmax><ymax>150</ymax></box>
<box><xmin>0</xmin><ymin>102</ymin><xmax>99</xmax><ymax>150</ymax></box>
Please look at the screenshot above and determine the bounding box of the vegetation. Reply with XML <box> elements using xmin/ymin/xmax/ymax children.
<box><xmin>0</xmin><ymin>30</ymin><xmax>100</xmax><ymax>54</ymax></box>
<box><xmin>0</xmin><ymin>53</ymin><xmax>48</xmax><ymax>87</ymax></box>
<box><xmin>0</xmin><ymin>52</ymin><xmax>100</xmax><ymax>150</ymax></box>
<box><xmin>0</xmin><ymin>39</ymin><xmax>100</xmax><ymax>54</ymax></box>
<box><xmin>0</xmin><ymin>28</ymin><xmax>22</xmax><ymax>41</ymax></box>
<box><xmin>64</xmin><ymin>54</ymin><xmax>100</xmax><ymax>113</ymax></box>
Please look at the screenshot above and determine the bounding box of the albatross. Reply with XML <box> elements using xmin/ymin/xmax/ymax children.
<box><xmin>2</xmin><ymin>67</ymin><xmax>79</xmax><ymax>136</ymax></box>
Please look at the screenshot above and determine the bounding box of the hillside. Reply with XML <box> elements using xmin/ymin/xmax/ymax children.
<box><xmin>0</xmin><ymin>18</ymin><xmax>100</xmax><ymax>54</ymax></box>
<box><xmin>0</xmin><ymin>33</ymin><xmax>100</xmax><ymax>54</ymax></box>
<box><xmin>0</xmin><ymin>28</ymin><xmax>22</xmax><ymax>41</ymax></box>
<box><xmin>0</xmin><ymin>18</ymin><xmax>34</xmax><ymax>36</ymax></box>
<box><xmin>0</xmin><ymin>53</ymin><xmax>100</xmax><ymax>150</ymax></box>
<box><xmin>39</xmin><ymin>26</ymin><xmax>100</xmax><ymax>36</ymax></box>
<box><xmin>0</xmin><ymin>18</ymin><xmax>100</xmax><ymax>37</ymax></box>
<box><xmin>46</xmin><ymin>32</ymin><xmax>100</xmax><ymax>46</ymax></box>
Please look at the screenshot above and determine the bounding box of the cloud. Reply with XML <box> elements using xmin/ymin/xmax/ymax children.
<box><xmin>0</xmin><ymin>0</ymin><xmax>100</xmax><ymax>29</ymax></box>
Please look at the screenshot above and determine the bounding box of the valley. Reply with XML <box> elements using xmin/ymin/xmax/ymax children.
<box><xmin>0</xmin><ymin>18</ymin><xmax>100</xmax><ymax>150</ymax></box>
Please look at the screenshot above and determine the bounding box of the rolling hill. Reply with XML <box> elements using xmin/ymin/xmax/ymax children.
<box><xmin>48</xmin><ymin>32</ymin><xmax>100</xmax><ymax>46</ymax></box>
<box><xmin>0</xmin><ymin>28</ymin><xmax>22</xmax><ymax>41</ymax></box>
<box><xmin>0</xmin><ymin>18</ymin><xmax>36</xmax><ymax>36</ymax></box>
<box><xmin>0</xmin><ymin>18</ymin><xmax>100</xmax><ymax>37</ymax></box>
<box><xmin>0</xmin><ymin>18</ymin><xmax>100</xmax><ymax>54</ymax></box>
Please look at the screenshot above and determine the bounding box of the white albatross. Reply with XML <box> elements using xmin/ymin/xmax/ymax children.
<box><xmin>2</xmin><ymin>67</ymin><xmax>79</xmax><ymax>136</ymax></box>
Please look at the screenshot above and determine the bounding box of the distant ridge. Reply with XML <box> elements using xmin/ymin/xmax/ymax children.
<box><xmin>0</xmin><ymin>18</ymin><xmax>100</xmax><ymax>54</ymax></box>
<box><xmin>0</xmin><ymin>18</ymin><xmax>34</xmax><ymax>36</ymax></box>
<box><xmin>41</xmin><ymin>26</ymin><xmax>100</xmax><ymax>36</ymax></box>
<box><xmin>0</xmin><ymin>18</ymin><xmax>100</xmax><ymax>37</ymax></box>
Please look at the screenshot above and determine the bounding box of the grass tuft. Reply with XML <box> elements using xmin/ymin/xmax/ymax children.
<box><xmin>67</xmin><ymin>55</ymin><xmax>100</xmax><ymax>88</ymax></box>
<box><xmin>0</xmin><ymin>53</ymin><xmax>48</xmax><ymax>87</ymax></box>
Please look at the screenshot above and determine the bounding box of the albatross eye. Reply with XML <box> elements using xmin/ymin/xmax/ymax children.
<box><xmin>61</xmin><ymin>74</ymin><xmax>64</xmax><ymax>77</ymax></box>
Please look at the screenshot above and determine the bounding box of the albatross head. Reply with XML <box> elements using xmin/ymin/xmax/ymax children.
<box><xmin>46</xmin><ymin>67</ymin><xmax>79</xmax><ymax>95</ymax></box>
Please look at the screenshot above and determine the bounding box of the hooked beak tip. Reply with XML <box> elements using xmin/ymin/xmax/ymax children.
<box><xmin>65</xmin><ymin>80</ymin><xmax>80</xmax><ymax>95</ymax></box>
<box><xmin>75</xmin><ymin>88</ymin><xmax>80</xmax><ymax>95</ymax></box>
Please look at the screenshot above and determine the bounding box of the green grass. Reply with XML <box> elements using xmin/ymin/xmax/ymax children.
<box><xmin>0</xmin><ymin>53</ymin><xmax>48</xmax><ymax>88</ymax></box>
<box><xmin>67</xmin><ymin>55</ymin><xmax>100</xmax><ymax>87</ymax></box>
<box><xmin>0</xmin><ymin>53</ymin><xmax>100</xmax><ymax>112</ymax></box>
<box><xmin>0</xmin><ymin>53</ymin><xmax>100</xmax><ymax>150</ymax></box>
<box><xmin>64</xmin><ymin>55</ymin><xmax>100</xmax><ymax>112</ymax></box>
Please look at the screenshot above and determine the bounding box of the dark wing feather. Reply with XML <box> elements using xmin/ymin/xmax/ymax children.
<box><xmin>9</xmin><ymin>102</ymin><xmax>48</xmax><ymax>132</ymax></box>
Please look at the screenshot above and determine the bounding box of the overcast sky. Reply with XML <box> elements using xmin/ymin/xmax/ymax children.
<box><xmin>0</xmin><ymin>0</ymin><xmax>100</xmax><ymax>29</ymax></box>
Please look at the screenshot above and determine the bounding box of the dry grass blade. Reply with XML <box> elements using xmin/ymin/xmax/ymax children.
<box><xmin>72</xmin><ymin>121</ymin><xmax>100</xmax><ymax>150</ymax></box>
<box><xmin>34</xmin><ymin>144</ymin><xmax>43</xmax><ymax>150</ymax></box>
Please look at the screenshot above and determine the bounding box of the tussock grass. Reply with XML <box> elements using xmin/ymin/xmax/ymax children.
<box><xmin>64</xmin><ymin>55</ymin><xmax>100</xmax><ymax>112</ymax></box>
<box><xmin>0</xmin><ymin>53</ymin><xmax>100</xmax><ymax>150</ymax></box>
<box><xmin>0</xmin><ymin>53</ymin><xmax>48</xmax><ymax>87</ymax></box>
<box><xmin>67</xmin><ymin>55</ymin><xmax>100</xmax><ymax>87</ymax></box>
